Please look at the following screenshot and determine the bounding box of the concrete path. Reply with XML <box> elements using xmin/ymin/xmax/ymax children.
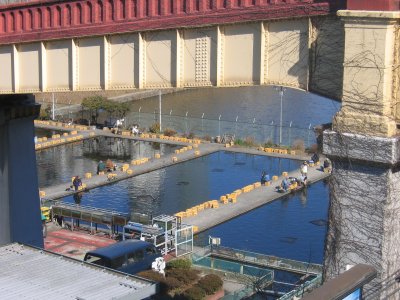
<box><xmin>41</xmin><ymin>142</ymin><xmax>222</xmax><ymax>200</ymax></box>
<box><xmin>183</xmin><ymin>165</ymin><xmax>330</xmax><ymax>233</ymax></box>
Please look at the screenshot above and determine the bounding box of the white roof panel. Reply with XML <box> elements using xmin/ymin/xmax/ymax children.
<box><xmin>0</xmin><ymin>243</ymin><xmax>157</xmax><ymax>300</ymax></box>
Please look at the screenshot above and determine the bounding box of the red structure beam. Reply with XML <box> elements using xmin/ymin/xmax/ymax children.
<box><xmin>347</xmin><ymin>0</ymin><xmax>400</xmax><ymax>11</ymax></box>
<box><xmin>0</xmin><ymin>0</ymin><xmax>344</xmax><ymax>45</ymax></box>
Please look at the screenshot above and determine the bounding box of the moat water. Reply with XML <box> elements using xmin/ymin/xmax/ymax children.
<box><xmin>36</xmin><ymin>86</ymin><xmax>334</xmax><ymax>266</ymax></box>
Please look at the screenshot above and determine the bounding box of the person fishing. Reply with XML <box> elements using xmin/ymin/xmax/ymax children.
<box><xmin>105</xmin><ymin>159</ymin><xmax>116</xmax><ymax>172</ymax></box>
<box><xmin>97</xmin><ymin>160</ymin><xmax>106</xmax><ymax>174</ymax></box>
<box><xmin>72</xmin><ymin>175</ymin><xmax>82</xmax><ymax>191</ymax></box>
<box><xmin>260</xmin><ymin>171</ymin><xmax>270</xmax><ymax>186</ymax></box>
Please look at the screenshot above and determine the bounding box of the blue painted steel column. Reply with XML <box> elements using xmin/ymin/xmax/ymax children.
<box><xmin>0</xmin><ymin>95</ymin><xmax>43</xmax><ymax>248</ymax></box>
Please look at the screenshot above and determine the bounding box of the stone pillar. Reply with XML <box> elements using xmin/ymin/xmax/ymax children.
<box><xmin>0</xmin><ymin>94</ymin><xmax>43</xmax><ymax>248</ymax></box>
<box><xmin>333</xmin><ymin>10</ymin><xmax>399</xmax><ymax>137</ymax></box>
<box><xmin>323</xmin><ymin>131</ymin><xmax>400</xmax><ymax>298</ymax></box>
<box><xmin>324</xmin><ymin>4</ymin><xmax>400</xmax><ymax>298</ymax></box>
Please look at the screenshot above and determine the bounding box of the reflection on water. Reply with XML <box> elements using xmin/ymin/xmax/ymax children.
<box><xmin>35</xmin><ymin>128</ymin><xmax>65</xmax><ymax>138</ymax></box>
<box><xmin>61</xmin><ymin>152</ymin><xmax>302</xmax><ymax>218</ymax></box>
<box><xmin>196</xmin><ymin>179</ymin><xmax>330</xmax><ymax>264</ymax></box>
<box><xmin>36</xmin><ymin>137</ymin><xmax>178</xmax><ymax>188</ymax></box>
<box><xmin>122</xmin><ymin>86</ymin><xmax>340</xmax><ymax>127</ymax></box>
<box><xmin>92</xmin><ymin>86</ymin><xmax>340</xmax><ymax>147</ymax></box>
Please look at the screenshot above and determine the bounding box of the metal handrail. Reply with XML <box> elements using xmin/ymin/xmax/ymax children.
<box><xmin>210</xmin><ymin>245</ymin><xmax>323</xmax><ymax>275</ymax></box>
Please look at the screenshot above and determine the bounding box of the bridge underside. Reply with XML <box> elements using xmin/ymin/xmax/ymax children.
<box><xmin>0</xmin><ymin>17</ymin><xmax>343</xmax><ymax>101</ymax></box>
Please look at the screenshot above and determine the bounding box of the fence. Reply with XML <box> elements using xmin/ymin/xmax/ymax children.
<box><xmin>210</xmin><ymin>246</ymin><xmax>323</xmax><ymax>276</ymax></box>
<box><xmin>278</xmin><ymin>274</ymin><xmax>323</xmax><ymax>300</ymax></box>
<box><xmin>125</xmin><ymin>111</ymin><xmax>316</xmax><ymax>148</ymax></box>
<box><xmin>192</xmin><ymin>245</ymin><xmax>323</xmax><ymax>299</ymax></box>
<box><xmin>56</xmin><ymin>107</ymin><xmax>317</xmax><ymax>148</ymax></box>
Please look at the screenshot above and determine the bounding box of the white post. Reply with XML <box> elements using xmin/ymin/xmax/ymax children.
<box><xmin>159</xmin><ymin>90</ymin><xmax>162</xmax><ymax>132</ymax></box>
<box><xmin>138</xmin><ymin>106</ymin><xmax>141</xmax><ymax>126</ymax></box>
<box><xmin>275</xmin><ymin>86</ymin><xmax>285</xmax><ymax>145</ymax></box>
<box><xmin>279</xmin><ymin>89</ymin><xmax>283</xmax><ymax>145</ymax></box>
<box><xmin>52</xmin><ymin>93</ymin><xmax>55</xmax><ymax>120</ymax></box>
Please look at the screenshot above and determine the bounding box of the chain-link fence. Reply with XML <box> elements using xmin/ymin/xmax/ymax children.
<box><xmin>52</xmin><ymin>107</ymin><xmax>317</xmax><ymax>148</ymax></box>
<box><xmin>125</xmin><ymin>111</ymin><xmax>316</xmax><ymax>148</ymax></box>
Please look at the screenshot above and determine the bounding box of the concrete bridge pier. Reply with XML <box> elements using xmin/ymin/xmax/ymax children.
<box><xmin>323</xmin><ymin>2</ymin><xmax>400</xmax><ymax>298</ymax></box>
<box><xmin>0</xmin><ymin>95</ymin><xmax>43</xmax><ymax>248</ymax></box>
<box><xmin>323</xmin><ymin>132</ymin><xmax>400</xmax><ymax>297</ymax></box>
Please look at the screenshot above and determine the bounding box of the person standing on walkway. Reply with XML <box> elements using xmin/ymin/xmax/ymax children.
<box><xmin>300</xmin><ymin>161</ymin><xmax>308</xmax><ymax>177</ymax></box>
<box><xmin>72</xmin><ymin>175</ymin><xmax>82</xmax><ymax>191</ymax></box>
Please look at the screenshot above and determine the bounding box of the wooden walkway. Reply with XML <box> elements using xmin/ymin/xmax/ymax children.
<box><xmin>183</xmin><ymin>165</ymin><xmax>329</xmax><ymax>233</ymax></box>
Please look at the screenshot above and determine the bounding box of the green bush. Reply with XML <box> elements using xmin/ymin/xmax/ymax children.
<box><xmin>166</xmin><ymin>268</ymin><xmax>199</xmax><ymax>285</ymax></box>
<box><xmin>163</xmin><ymin>128</ymin><xmax>176</xmax><ymax>137</ymax></box>
<box><xmin>197</xmin><ymin>274</ymin><xmax>223</xmax><ymax>295</ymax></box>
<box><xmin>167</xmin><ymin>258</ymin><xmax>192</xmax><ymax>270</ymax></box>
<box><xmin>182</xmin><ymin>286</ymin><xmax>206</xmax><ymax>300</ymax></box>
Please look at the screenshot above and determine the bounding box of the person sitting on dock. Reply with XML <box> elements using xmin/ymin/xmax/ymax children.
<box><xmin>281</xmin><ymin>177</ymin><xmax>289</xmax><ymax>192</ymax></box>
<box><xmin>72</xmin><ymin>175</ymin><xmax>82</xmax><ymax>191</ymax></box>
<box><xmin>323</xmin><ymin>158</ymin><xmax>332</xmax><ymax>173</ymax></box>
<box><xmin>311</xmin><ymin>152</ymin><xmax>320</xmax><ymax>164</ymax></box>
<box><xmin>299</xmin><ymin>174</ymin><xmax>307</xmax><ymax>186</ymax></box>
<box><xmin>97</xmin><ymin>160</ymin><xmax>106</xmax><ymax>174</ymax></box>
<box><xmin>106</xmin><ymin>159</ymin><xmax>116</xmax><ymax>172</ymax></box>
<box><xmin>131</xmin><ymin>125</ymin><xmax>139</xmax><ymax>136</ymax></box>
<box><xmin>260</xmin><ymin>171</ymin><xmax>270</xmax><ymax>186</ymax></box>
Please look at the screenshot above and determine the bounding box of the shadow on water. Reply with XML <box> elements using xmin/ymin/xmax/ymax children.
<box><xmin>36</xmin><ymin>137</ymin><xmax>179</xmax><ymax>188</ymax></box>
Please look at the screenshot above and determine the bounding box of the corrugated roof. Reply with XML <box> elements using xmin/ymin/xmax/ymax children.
<box><xmin>0</xmin><ymin>243</ymin><xmax>157</xmax><ymax>300</ymax></box>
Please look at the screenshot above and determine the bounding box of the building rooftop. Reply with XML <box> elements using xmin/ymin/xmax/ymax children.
<box><xmin>0</xmin><ymin>243</ymin><xmax>157</xmax><ymax>300</ymax></box>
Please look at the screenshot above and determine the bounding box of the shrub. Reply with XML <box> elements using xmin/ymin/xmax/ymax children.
<box><xmin>137</xmin><ymin>270</ymin><xmax>168</xmax><ymax>293</ymax></box>
<box><xmin>182</xmin><ymin>286</ymin><xmax>206</xmax><ymax>300</ymax></box>
<box><xmin>202</xmin><ymin>135</ymin><xmax>212</xmax><ymax>142</ymax></box>
<box><xmin>167</xmin><ymin>268</ymin><xmax>199</xmax><ymax>285</ymax></box>
<box><xmin>291</xmin><ymin>139</ymin><xmax>305</xmax><ymax>152</ymax></box>
<box><xmin>137</xmin><ymin>270</ymin><xmax>165</xmax><ymax>282</ymax></box>
<box><xmin>234</xmin><ymin>136</ymin><xmax>256</xmax><ymax>147</ymax></box>
<box><xmin>244</xmin><ymin>136</ymin><xmax>256</xmax><ymax>147</ymax></box>
<box><xmin>167</xmin><ymin>258</ymin><xmax>192</xmax><ymax>270</ymax></box>
<box><xmin>307</xmin><ymin>143</ymin><xmax>318</xmax><ymax>154</ymax></box>
<box><xmin>197</xmin><ymin>274</ymin><xmax>223</xmax><ymax>295</ymax></box>
<box><xmin>163</xmin><ymin>128</ymin><xmax>177</xmax><ymax>136</ymax></box>
<box><xmin>149</xmin><ymin>123</ymin><xmax>161</xmax><ymax>133</ymax></box>
<box><xmin>263</xmin><ymin>139</ymin><xmax>275</xmax><ymax>148</ymax></box>
<box><xmin>164</xmin><ymin>276</ymin><xmax>183</xmax><ymax>291</ymax></box>
<box><xmin>187</xmin><ymin>132</ymin><xmax>195</xmax><ymax>139</ymax></box>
